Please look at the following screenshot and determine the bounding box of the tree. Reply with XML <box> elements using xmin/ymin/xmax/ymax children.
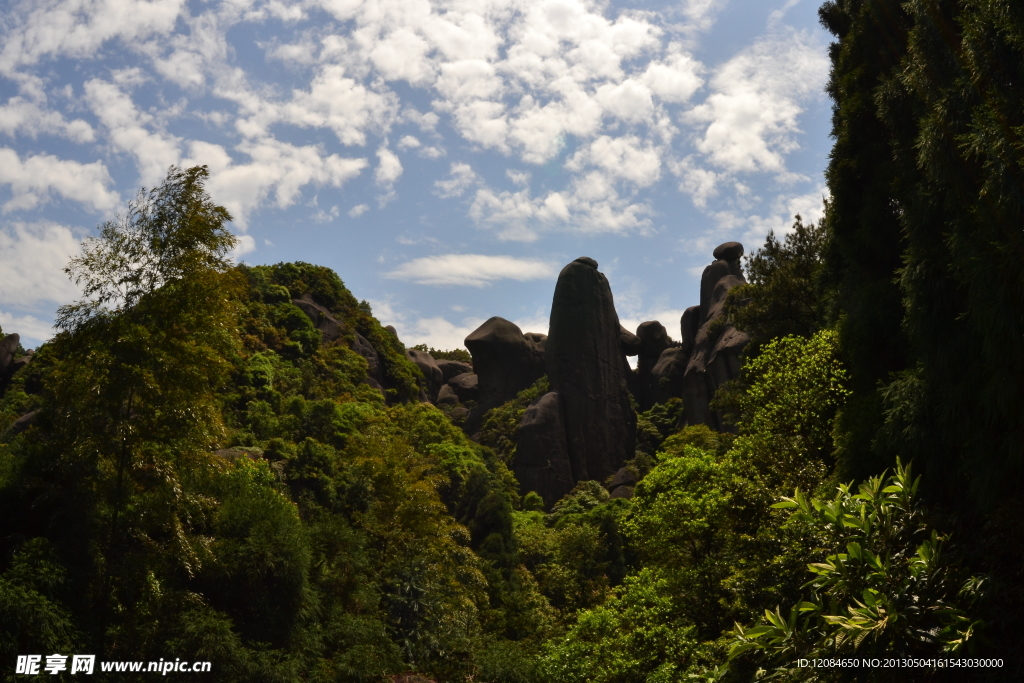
<box><xmin>725</xmin><ymin>214</ymin><xmax>828</xmax><ymax>355</ymax></box>
<box><xmin>2</xmin><ymin>165</ymin><xmax>244</xmax><ymax>657</ymax></box>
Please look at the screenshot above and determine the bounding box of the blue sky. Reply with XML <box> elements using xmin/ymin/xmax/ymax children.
<box><xmin>0</xmin><ymin>0</ymin><xmax>831</xmax><ymax>351</ymax></box>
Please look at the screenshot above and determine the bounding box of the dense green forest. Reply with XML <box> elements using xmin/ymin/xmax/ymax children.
<box><xmin>1</xmin><ymin>1</ymin><xmax>1022</xmax><ymax>680</ymax></box>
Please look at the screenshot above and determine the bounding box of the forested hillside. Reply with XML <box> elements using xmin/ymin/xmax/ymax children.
<box><xmin>1</xmin><ymin>2</ymin><xmax>1022</xmax><ymax>681</ymax></box>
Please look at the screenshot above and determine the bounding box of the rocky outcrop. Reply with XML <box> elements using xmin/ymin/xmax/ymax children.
<box><xmin>680</xmin><ymin>306</ymin><xmax>701</xmax><ymax>354</ymax></box>
<box><xmin>682</xmin><ymin>249</ymin><xmax>750</xmax><ymax>431</ymax></box>
<box><xmin>447</xmin><ymin>373</ymin><xmax>479</xmax><ymax>403</ymax></box>
<box><xmin>546</xmin><ymin>257</ymin><xmax>636</xmax><ymax>484</ymax></box>
<box><xmin>2</xmin><ymin>409</ymin><xmax>37</xmax><ymax>438</ymax></box>
<box><xmin>405</xmin><ymin>348</ymin><xmax>444</xmax><ymax>402</ymax></box>
<box><xmin>464</xmin><ymin>317</ymin><xmax>546</xmax><ymax>432</ymax></box>
<box><xmin>514</xmin><ymin>391</ymin><xmax>575</xmax><ymax>509</ymax></box>
<box><xmin>648</xmin><ymin>346</ymin><xmax>689</xmax><ymax>406</ymax></box>
<box><xmin>634</xmin><ymin>321</ymin><xmax>670</xmax><ymax>409</ymax></box>
<box><xmin>293</xmin><ymin>294</ymin><xmax>384</xmax><ymax>387</ymax></box>
<box><xmin>0</xmin><ymin>333</ymin><xmax>20</xmax><ymax>376</ymax></box>
<box><xmin>292</xmin><ymin>295</ymin><xmax>345</xmax><ymax>342</ymax></box>
<box><xmin>436</xmin><ymin>359</ymin><xmax>472</xmax><ymax>382</ymax></box>
<box><xmin>435</xmin><ymin>384</ymin><xmax>460</xmax><ymax>405</ymax></box>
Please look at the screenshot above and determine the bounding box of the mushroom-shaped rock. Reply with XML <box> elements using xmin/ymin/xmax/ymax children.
<box><xmin>406</xmin><ymin>348</ymin><xmax>444</xmax><ymax>402</ymax></box>
<box><xmin>448</xmin><ymin>373</ymin><xmax>480</xmax><ymax>403</ymax></box>
<box><xmin>713</xmin><ymin>241</ymin><xmax>744</xmax><ymax>261</ymax></box>
<box><xmin>546</xmin><ymin>258</ymin><xmax>636</xmax><ymax>484</ymax></box>
<box><xmin>698</xmin><ymin>243</ymin><xmax>745</xmax><ymax>324</ymax></box>
<box><xmin>464</xmin><ymin>317</ymin><xmax>546</xmax><ymax>430</ymax></box>
<box><xmin>436</xmin><ymin>359</ymin><xmax>473</xmax><ymax>382</ymax></box>
<box><xmin>514</xmin><ymin>391</ymin><xmax>575</xmax><ymax>509</ymax></box>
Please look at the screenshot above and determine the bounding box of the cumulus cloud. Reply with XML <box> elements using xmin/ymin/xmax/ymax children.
<box><xmin>84</xmin><ymin>78</ymin><xmax>182</xmax><ymax>185</ymax></box>
<box><xmin>185</xmin><ymin>138</ymin><xmax>368</xmax><ymax>226</ymax></box>
<box><xmin>0</xmin><ymin>221</ymin><xmax>82</xmax><ymax>306</ymax></box>
<box><xmin>0</xmin><ymin>309</ymin><xmax>57</xmax><ymax>346</ymax></box>
<box><xmin>434</xmin><ymin>162</ymin><xmax>479</xmax><ymax>198</ymax></box>
<box><xmin>687</xmin><ymin>30</ymin><xmax>829</xmax><ymax>175</ymax></box>
<box><xmin>375</xmin><ymin>145</ymin><xmax>403</xmax><ymax>187</ymax></box>
<box><xmin>229</xmin><ymin>233</ymin><xmax>256</xmax><ymax>261</ymax></box>
<box><xmin>0</xmin><ymin>149</ymin><xmax>119</xmax><ymax>212</ymax></box>
<box><xmin>385</xmin><ymin>254</ymin><xmax>558</xmax><ymax>287</ymax></box>
<box><xmin>0</xmin><ymin>96</ymin><xmax>95</xmax><ymax>142</ymax></box>
<box><xmin>0</xmin><ymin>0</ymin><xmax>185</xmax><ymax>76</ymax></box>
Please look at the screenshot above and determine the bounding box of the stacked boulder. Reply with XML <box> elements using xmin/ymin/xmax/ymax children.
<box><xmin>680</xmin><ymin>242</ymin><xmax>749</xmax><ymax>431</ymax></box>
<box><xmin>417</xmin><ymin>243</ymin><xmax>749</xmax><ymax>508</ymax></box>
<box><xmin>459</xmin><ymin>257</ymin><xmax>638</xmax><ymax>508</ymax></box>
<box><xmin>463</xmin><ymin>317</ymin><xmax>546</xmax><ymax>433</ymax></box>
<box><xmin>626</xmin><ymin>242</ymin><xmax>749</xmax><ymax>430</ymax></box>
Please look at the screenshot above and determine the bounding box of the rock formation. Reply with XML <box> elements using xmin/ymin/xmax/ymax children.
<box><xmin>0</xmin><ymin>333</ymin><xmax>20</xmax><ymax>377</ymax></box>
<box><xmin>514</xmin><ymin>391</ymin><xmax>575</xmax><ymax>508</ymax></box>
<box><xmin>682</xmin><ymin>248</ymin><xmax>750</xmax><ymax>430</ymax></box>
<box><xmin>405</xmin><ymin>348</ymin><xmax>444</xmax><ymax>402</ymax></box>
<box><xmin>546</xmin><ymin>257</ymin><xmax>636</xmax><ymax>484</ymax></box>
<box><xmin>635</xmin><ymin>321</ymin><xmax>670</xmax><ymax>410</ymax></box>
<box><xmin>464</xmin><ymin>317</ymin><xmax>546</xmax><ymax>432</ymax></box>
<box><xmin>435</xmin><ymin>359</ymin><xmax>472</xmax><ymax>383</ymax></box>
<box><xmin>447</xmin><ymin>373</ymin><xmax>479</xmax><ymax>403</ymax></box>
<box><xmin>292</xmin><ymin>294</ymin><xmax>384</xmax><ymax>389</ymax></box>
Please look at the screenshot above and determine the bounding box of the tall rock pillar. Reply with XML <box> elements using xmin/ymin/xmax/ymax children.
<box><xmin>546</xmin><ymin>257</ymin><xmax>636</xmax><ymax>483</ymax></box>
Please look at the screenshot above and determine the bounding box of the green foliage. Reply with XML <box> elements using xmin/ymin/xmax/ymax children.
<box><xmin>635</xmin><ymin>398</ymin><xmax>685</xmax><ymax>455</ymax></box>
<box><xmin>411</xmin><ymin>344</ymin><xmax>473</xmax><ymax>365</ymax></box>
<box><xmin>537</xmin><ymin>569</ymin><xmax>700</xmax><ymax>683</ymax></box>
<box><xmin>725</xmin><ymin>214</ymin><xmax>828</xmax><ymax>353</ymax></box>
<box><xmin>731</xmin><ymin>462</ymin><xmax>984</xmax><ymax>676</ymax></box>
<box><xmin>726</xmin><ymin>330</ymin><xmax>849</xmax><ymax>494</ymax></box>
<box><xmin>477</xmin><ymin>376</ymin><xmax>550</xmax><ymax>464</ymax></box>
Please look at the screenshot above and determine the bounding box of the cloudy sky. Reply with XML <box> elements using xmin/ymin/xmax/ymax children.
<box><xmin>0</xmin><ymin>0</ymin><xmax>831</xmax><ymax>350</ymax></box>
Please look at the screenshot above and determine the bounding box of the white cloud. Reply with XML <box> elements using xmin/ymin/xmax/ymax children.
<box><xmin>187</xmin><ymin>137</ymin><xmax>368</xmax><ymax>226</ymax></box>
<box><xmin>567</xmin><ymin>135</ymin><xmax>662</xmax><ymax>187</ymax></box>
<box><xmin>0</xmin><ymin>0</ymin><xmax>186</xmax><ymax>76</ymax></box>
<box><xmin>0</xmin><ymin>221</ymin><xmax>82</xmax><ymax>306</ymax></box>
<box><xmin>386</xmin><ymin>254</ymin><xmax>558</xmax><ymax>287</ymax></box>
<box><xmin>506</xmin><ymin>169</ymin><xmax>530</xmax><ymax>186</ymax></box>
<box><xmin>0</xmin><ymin>148</ymin><xmax>119</xmax><ymax>212</ymax></box>
<box><xmin>375</xmin><ymin>145</ymin><xmax>403</xmax><ymax>186</ymax></box>
<box><xmin>279</xmin><ymin>65</ymin><xmax>400</xmax><ymax>146</ymax></box>
<box><xmin>434</xmin><ymin>162</ymin><xmax>479</xmax><ymax>198</ymax></box>
<box><xmin>349</xmin><ymin>203</ymin><xmax>369</xmax><ymax>217</ymax></box>
<box><xmin>397</xmin><ymin>135</ymin><xmax>421</xmax><ymax>149</ymax></box>
<box><xmin>229</xmin><ymin>233</ymin><xmax>256</xmax><ymax>261</ymax></box>
<box><xmin>84</xmin><ymin>78</ymin><xmax>181</xmax><ymax>185</ymax></box>
<box><xmin>671</xmin><ymin>155</ymin><xmax>720</xmax><ymax>208</ymax></box>
<box><xmin>640</xmin><ymin>49</ymin><xmax>703</xmax><ymax>103</ymax></box>
<box><xmin>687</xmin><ymin>30</ymin><xmax>829</xmax><ymax>175</ymax></box>
<box><xmin>0</xmin><ymin>309</ymin><xmax>56</xmax><ymax>347</ymax></box>
<box><xmin>0</xmin><ymin>96</ymin><xmax>95</xmax><ymax>142</ymax></box>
